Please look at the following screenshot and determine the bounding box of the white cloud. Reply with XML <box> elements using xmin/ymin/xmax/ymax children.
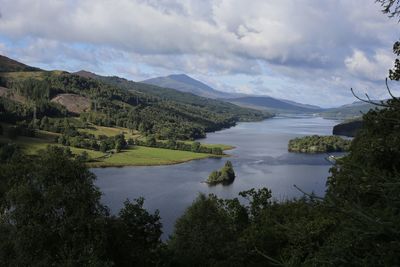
<box><xmin>345</xmin><ymin>49</ymin><xmax>393</xmax><ymax>81</ymax></box>
<box><xmin>0</xmin><ymin>0</ymin><xmax>398</xmax><ymax>106</ymax></box>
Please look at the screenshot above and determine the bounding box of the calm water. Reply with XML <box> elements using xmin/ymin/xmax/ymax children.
<box><xmin>93</xmin><ymin>116</ymin><xmax>339</xmax><ymax>237</ymax></box>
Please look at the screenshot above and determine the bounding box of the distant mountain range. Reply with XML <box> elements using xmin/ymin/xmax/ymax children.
<box><xmin>141</xmin><ymin>74</ymin><xmax>238</xmax><ymax>99</ymax></box>
<box><xmin>141</xmin><ymin>73</ymin><xmax>379</xmax><ymax>117</ymax></box>
<box><xmin>224</xmin><ymin>96</ymin><xmax>323</xmax><ymax>113</ymax></box>
<box><xmin>319</xmin><ymin>101</ymin><xmax>379</xmax><ymax>119</ymax></box>
<box><xmin>141</xmin><ymin>74</ymin><xmax>325</xmax><ymax>113</ymax></box>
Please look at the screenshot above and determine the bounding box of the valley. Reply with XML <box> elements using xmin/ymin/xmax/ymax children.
<box><xmin>0</xmin><ymin>55</ymin><xmax>268</xmax><ymax>167</ymax></box>
<box><xmin>1</xmin><ymin>1</ymin><xmax>398</xmax><ymax>265</ymax></box>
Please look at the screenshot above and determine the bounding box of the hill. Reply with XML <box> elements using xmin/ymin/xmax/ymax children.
<box><xmin>319</xmin><ymin>101</ymin><xmax>379</xmax><ymax>119</ymax></box>
<box><xmin>141</xmin><ymin>74</ymin><xmax>235</xmax><ymax>99</ymax></box>
<box><xmin>84</xmin><ymin>73</ymin><xmax>272</xmax><ymax>123</ymax></box>
<box><xmin>0</xmin><ymin>55</ymin><xmax>42</xmax><ymax>72</ymax></box>
<box><xmin>224</xmin><ymin>96</ymin><xmax>323</xmax><ymax>113</ymax></box>
<box><xmin>73</xmin><ymin>70</ymin><xmax>98</xmax><ymax>79</ymax></box>
<box><xmin>0</xmin><ymin>56</ymin><xmax>270</xmax><ymax>141</ymax></box>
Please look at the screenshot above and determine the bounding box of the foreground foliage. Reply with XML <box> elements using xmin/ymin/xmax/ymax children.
<box><xmin>0</xmin><ymin>146</ymin><xmax>162</xmax><ymax>266</ymax></box>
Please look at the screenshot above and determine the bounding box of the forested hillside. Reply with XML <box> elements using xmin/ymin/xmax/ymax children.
<box><xmin>0</xmin><ymin>56</ymin><xmax>271</xmax><ymax>141</ymax></box>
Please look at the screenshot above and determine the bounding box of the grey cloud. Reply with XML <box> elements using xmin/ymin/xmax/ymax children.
<box><xmin>0</xmin><ymin>0</ymin><xmax>398</xmax><ymax>105</ymax></box>
<box><xmin>0</xmin><ymin>0</ymin><xmax>396</xmax><ymax>69</ymax></box>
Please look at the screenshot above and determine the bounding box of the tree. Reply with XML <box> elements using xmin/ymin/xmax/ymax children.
<box><xmin>376</xmin><ymin>0</ymin><xmax>400</xmax><ymax>18</ymax></box>
<box><xmin>191</xmin><ymin>141</ymin><xmax>200</xmax><ymax>152</ymax></box>
<box><xmin>40</xmin><ymin>116</ymin><xmax>49</xmax><ymax>130</ymax></box>
<box><xmin>115</xmin><ymin>142</ymin><xmax>122</xmax><ymax>153</ymax></box>
<box><xmin>105</xmin><ymin>198</ymin><xmax>162</xmax><ymax>266</ymax></box>
<box><xmin>77</xmin><ymin>150</ymin><xmax>89</xmax><ymax>162</ymax></box>
<box><xmin>100</xmin><ymin>141</ymin><xmax>108</xmax><ymax>153</ymax></box>
<box><xmin>146</xmin><ymin>135</ymin><xmax>156</xmax><ymax>146</ymax></box>
<box><xmin>169</xmin><ymin>194</ymin><xmax>240</xmax><ymax>266</ymax></box>
<box><xmin>0</xmin><ymin>146</ymin><xmax>110</xmax><ymax>266</ymax></box>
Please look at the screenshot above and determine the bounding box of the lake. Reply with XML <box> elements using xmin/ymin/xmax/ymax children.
<box><xmin>93</xmin><ymin>115</ymin><xmax>339</xmax><ymax>238</ymax></box>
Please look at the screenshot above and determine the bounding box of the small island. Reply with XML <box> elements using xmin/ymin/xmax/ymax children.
<box><xmin>207</xmin><ymin>161</ymin><xmax>235</xmax><ymax>185</ymax></box>
<box><xmin>288</xmin><ymin>135</ymin><xmax>351</xmax><ymax>153</ymax></box>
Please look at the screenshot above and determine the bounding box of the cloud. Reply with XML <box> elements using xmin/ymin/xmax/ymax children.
<box><xmin>0</xmin><ymin>0</ymin><xmax>398</xmax><ymax>106</ymax></box>
<box><xmin>345</xmin><ymin>49</ymin><xmax>393</xmax><ymax>81</ymax></box>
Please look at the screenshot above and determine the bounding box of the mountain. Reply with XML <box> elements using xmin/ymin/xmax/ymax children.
<box><xmin>0</xmin><ymin>55</ymin><xmax>42</xmax><ymax>72</ymax></box>
<box><xmin>86</xmin><ymin>73</ymin><xmax>272</xmax><ymax>122</ymax></box>
<box><xmin>73</xmin><ymin>70</ymin><xmax>98</xmax><ymax>79</ymax></box>
<box><xmin>278</xmin><ymin>99</ymin><xmax>321</xmax><ymax>110</ymax></box>
<box><xmin>141</xmin><ymin>74</ymin><xmax>235</xmax><ymax>99</ymax></box>
<box><xmin>319</xmin><ymin>101</ymin><xmax>379</xmax><ymax>119</ymax></box>
<box><xmin>224</xmin><ymin>96</ymin><xmax>323</xmax><ymax>113</ymax></box>
<box><xmin>142</xmin><ymin>73</ymin><xmax>327</xmax><ymax>113</ymax></box>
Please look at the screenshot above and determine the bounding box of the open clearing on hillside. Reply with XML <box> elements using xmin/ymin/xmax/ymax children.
<box><xmin>79</xmin><ymin>125</ymin><xmax>140</xmax><ymax>139</ymax></box>
<box><xmin>51</xmin><ymin>94</ymin><xmax>91</xmax><ymax>114</ymax></box>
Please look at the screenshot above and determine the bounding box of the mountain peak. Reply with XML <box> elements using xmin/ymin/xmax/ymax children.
<box><xmin>141</xmin><ymin>74</ymin><xmax>235</xmax><ymax>99</ymax></box>
<box><xmin>168</xmin><ymin>73</ymin><xmax>190</xmax><ymax>78</ymax></box>
<box><xmin>73</xmin><ymin>70</ymin><xmax>98</xmax><ymax>79</ymax></box>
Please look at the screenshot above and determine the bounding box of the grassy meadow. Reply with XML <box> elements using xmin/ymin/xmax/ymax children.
<box><xmin>0</xmin><ymin>123</ymin><xmax>230</xmax><ymax>167</ymax></box>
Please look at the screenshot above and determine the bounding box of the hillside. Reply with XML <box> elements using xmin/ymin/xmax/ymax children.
<box><xmin>0</xmin><ymin>55</ymin><xmax>42</xmax><ymax>72</ymax></box>
<box><xmin>84</xmin><ymin>73</ymin><xmax>272</xmax><ymax>123</ymax></box>
<box><xmin>141</xmin><ymin>74</ymin><xmax>235</xmax><ymax>99</ymax></box>
<box><xmin>0</xmin><ymin>56</ymin><xmax>270</xmax><ymax>141</ymax></box>
<box><xmin>319</xmin><ymin>101</ymin><xmax>378</xmax><ymax>119</ymax></box>
<box><xmin>225</xmin><ymin>96</ymin><xmax>323</xmax><ymax>113</ymax></box>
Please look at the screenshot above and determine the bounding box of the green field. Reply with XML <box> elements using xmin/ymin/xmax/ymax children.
<box><xmin>0</xmin><ymin>127</ymin><xmax>230</xmax><ymax>167</ymax></box>
<box><xmin>89</xmin><ymin>146</ymin><xmax>213</xmax><ymax>167</ymax></box>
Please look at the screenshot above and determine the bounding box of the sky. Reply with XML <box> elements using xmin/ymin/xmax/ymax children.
<box><xmin>0</xmin><ymin>0</ymin><xmax>399</xmax><ymax>107</ymax></box>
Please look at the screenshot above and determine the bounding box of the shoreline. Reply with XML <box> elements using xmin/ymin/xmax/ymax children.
<box><xmin>88</xmin><ymin>153</ymin><xmax>230</xmax><ymax>168</ymax></box>
<box><xmin>88</xmin><ymin>144</ymin><xmax>235</xmax><ymax>168</ymax></box>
